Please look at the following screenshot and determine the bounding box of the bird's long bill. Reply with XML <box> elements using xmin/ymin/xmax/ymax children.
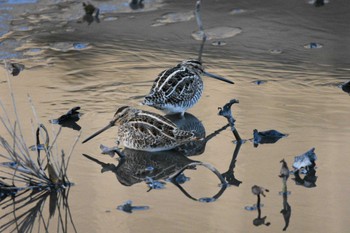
<box><xmin>82</xmin><ymin>123</ymin><xmax>113</xmax><ymax>144</ymax></box>
<box><xmin>203</xmin><ymin>71</ymin><xmax>234</xmax><ymax>84</ymax></box>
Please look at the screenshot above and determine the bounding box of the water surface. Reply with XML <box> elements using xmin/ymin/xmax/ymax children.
<box><xmin>1</xmin><ymin>0</ymin><xmax>350</xmax><ymax>232</ymax></box>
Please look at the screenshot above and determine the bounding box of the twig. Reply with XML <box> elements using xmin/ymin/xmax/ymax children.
<box><xmin>195</xmin><ymin>0</ymin><xmax>207</xmax><ymax>62</ymax></box>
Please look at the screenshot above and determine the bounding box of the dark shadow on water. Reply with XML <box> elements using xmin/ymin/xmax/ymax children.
<box><xmin>0</xmin><ymin>187</ymin><xmax>77</xmax><ymax>233</ymax></box>
<box><xmin>83</xmin><ymin>149</ymin><xmax>227</xmax><ymax>202</ymax></box>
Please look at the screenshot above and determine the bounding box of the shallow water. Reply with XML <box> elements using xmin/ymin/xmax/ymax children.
<box><xmin>1</xmin><ymin>0</ymin><xmax>350</xmax><ymax>232</ymax></box>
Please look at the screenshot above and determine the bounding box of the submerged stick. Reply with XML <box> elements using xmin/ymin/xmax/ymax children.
<box><xmin>218</xmin><ymin>99</ymin><xmax>241</xmax><ymax>142</ymax></box>
<box><xmin>195</xmin><ymin>0</ymin><xmax>207</xmax><ymax>62</ymax></box>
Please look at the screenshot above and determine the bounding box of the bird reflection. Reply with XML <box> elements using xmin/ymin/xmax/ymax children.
<box><xmin>166</xmin><ymin>113</ymin><xmax>206</xmax><ymax>156</ymax></box>
<box><xmin>83</xmin><ymin>149</ymin><xmax>227</xmax><ymax>202</ymax></box>
<box><xmin>0</xmin><ymin>187</ymin><xmax>77</xmax><ymax>233</ymax></box>
<box><xmin>280</xmin><ymin>159</ymin><xmax>291</xmax><ymax>231</ymax></box>
<box><xmin>251</xmin><ymin>185</ymin><xmax>271</xmax><ymax>227</ymax></box>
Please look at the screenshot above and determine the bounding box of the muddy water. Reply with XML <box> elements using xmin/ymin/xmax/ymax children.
<box><xmin>1</xmin><ymin>0</ymin><xmax>350</xmax><ymax>232</ymax></box>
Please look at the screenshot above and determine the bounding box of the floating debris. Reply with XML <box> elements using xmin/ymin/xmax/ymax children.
<box><xmin>129</xmin><ymin>0</ymin><xmax>144</xmax><ymax>10</ymax></box>
<box><xmin>192</xmin><ymin>26</ymin><xmax>242</xmax><ymax>41</ymax></box>
<box><xmin>229</xmin><ymin>8</ymin><xmax>246</xmax><ymax>15</ymax></box>
<box><xmin>340</xmin><ymin>80</ymin><xmax>350</xmax><ymax>94</ymax></box>
<box><xmin>308</xmin><ymin>0</ymin><xmax>329</xmax><ymax>6</ymax></box>
<box><xmin>252</xmin><ymin>80</ymin><xmax>267</xmax><ymax>85</ymax></box>
<box><xmin>279</xmin><ymin>159</ymin><xmax>290</xmax><ymax>179</ymax></box>
<box><xmin>49</xmin><ymin>106</ymin><xmax>82</xmax><ymax>131</ymax></box>
<box><xmin>292</xmin><ymin>147</ymin><xmax>317</xmax><ymax>170</ymax></box>
<box><xmin>211</xmin><ymin>41</ymin><xmax>226</xmax><ymax>46</ymax></box>
<box><xmin>269</xmin><ymin>49</ymin><xmax>283</xmax><ymax>54</ymax></box>
<box><xmin>253</xmin><ymin>129</ymin><xmax>287</xmax><ymax>147</ymax></box>
<box><xmin>5</xmin><ymin>62</ymin><xmax>25</xmax><ymax>76</ymax></box>
<box><xmin>116</xmin><ymin>200</ymin><xmax>150</xmax><ymax>214</ymax></box>
<box><xmin>50</xmin><ymin>107</ymin><xmax>81</xmax><ymax>124</ymax></box>
<box><xmin>218</xmin><ymin>99</ymin><xmax>241</xmax><ymax>142</ymax></box>
<box><xmin>293</xmin><ymin>163</ymin><xmax>317</xmax><ymax>188</ymax></box>
<box><xmin>251</xmin><ymin>185</ymin><xmax>269</xmax><ymax>197</ymax></box>
<box><xmin>83</xmin><ymin>2</ymin><xmax>99</xmax><ymax>16</ymax></box>
<box><xmin>304</xmin><ymin>42</ymin><xmax>323</xmax><ymax>49</ymax></box>
<box><xmin>152</xmin><ymin>11</ymin><xmax>194</xmax><ymax>26</ymax></box>
<box><xmin>315</xmin><ymin>0</ymin><xmax>325</xmax><ymax>6</ymax></box>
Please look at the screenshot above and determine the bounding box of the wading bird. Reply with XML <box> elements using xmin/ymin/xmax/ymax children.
<box><xmin>142</xmin><ymin>1</ymin><xmax>234</xmax><ymax>116</ymax></box>
<box><xmin>142</xmin><ymin>60</ymin><xmax>233</xmax><ymax>116</ymax></box>
<box><xmin>82</xmin><ymin>106</ymin><xmax>201</xmax><ymax>151</ymax></box>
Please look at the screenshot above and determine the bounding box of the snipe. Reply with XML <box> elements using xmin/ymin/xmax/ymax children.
<box><xmin>142</xmin><ymin>59</ymin><xmax>233</xmax><ymax>115</ymax></box>
<box><xmin>82</xmin><ymin>106</ymin><xmax>201</xmax><ymax>151</ymax></box>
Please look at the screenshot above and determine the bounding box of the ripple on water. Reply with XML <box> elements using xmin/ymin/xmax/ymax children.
<box><xmin>308</xmin><ymin>0</ymin><xmax>329</xmax><ymax>5</ymax></box>
<box><xmin>152</xmin><ymin>11</ymin><xmax>194</xmax><ymax>26</ymax></box>
<box><xmin>192</xmin><ymin>26</ymin><xmax>242</xmax><ymax>40</ymax></box>
<box><xmin>6</xmin><ymin>0</ymin><xmax>38</xmax><ymax>4</ymax></box>
<box><xmin>269</xmin><ymin>49</ymin><xmax>283</xmax><ymax>54</ymax></box>
<box><xmin>211</xmin><ymin>41</ymin><xmax>227</xmax><ymax>46</ymax></box>
<box><xmin>303</xmin><ymin>42</ymin><xmax>323</xmax><ymax>49</ymax></box>
<box><xmin>229</xmin><ymin>8</ymin><xmax>247</xmax><ymax>15</ymax></box>
<box><xmin>49</xmin><ymin>42</ymin><xmax>90</xmax><ymax>52</ymax></box>
<box><xmin>0</xmin><ymin>38</ymin><xmax>23</xmax><ymax>59</ymax></box>
<box><xmin>102</xmin><ymin>16</ymin><xmax>118</xmax><ymax>22</ymax></box>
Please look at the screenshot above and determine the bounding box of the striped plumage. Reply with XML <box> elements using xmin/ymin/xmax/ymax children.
<box><xmin>143</xmin><ymin>60</ymin><xmax>204</xmax><ymax>115</ymax></box>
<box><xmin>82</xmin><ymin>106</ymin><xmax>201</xmax><ymax>151</ymax></box>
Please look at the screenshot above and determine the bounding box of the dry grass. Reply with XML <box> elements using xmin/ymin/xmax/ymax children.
<box><xmin>0</xmin><ymin>61</ymin><xmax>80</xmax><ymax>200</ymax></box>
